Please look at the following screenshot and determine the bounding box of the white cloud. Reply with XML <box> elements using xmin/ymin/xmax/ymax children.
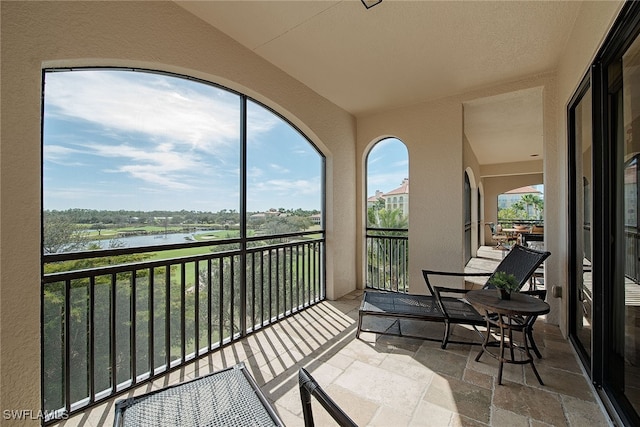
<box><xmin>256</xmin><ymin>178</ymin><xmax>320</xmax><ymax>196</ymax></box>
<box><xmin>248</xmin><ymin>167</ymin><xmax>264</xmax><ymax>178</ymax></box>
<box><xmin>43</xmin><ymin>145</ymin><xmax>85</xmax><ymax>165</ymax></box>
<box><xmin>89</xmin><ymin>143</ymin><xmax>200</xmax><ymax>170</ymax></box>
<box><xmin>269</xmin><ymin>163</ymin><xmax>290</xmax><ymax>174</ymax></box>
<box><xmin>367</xmin><ymin>172</ymin><xmax>407</xmax><ymax>193</ymax></box>
<box><xmin>44</xmin><ymin>70</ymin><xmax>278</xmax><ymax>153</ymax></box>
<box><xmin>43</xmin><ymin>69</ymin><xmax>322</xmax><ymax>211</ymax></box>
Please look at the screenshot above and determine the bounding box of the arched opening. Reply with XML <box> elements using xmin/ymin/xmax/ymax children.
<box><xmin>496</xmin><ymin>184</ymin><xmax>544</xmax><ymax>249</ymax></box>
<box><xmin>464</xmin><ymin>167</ymin><xmax>479</xmax><ymax>261</ymax></box>
<box><xmin>365</xmin><ymin>137</ymin><xmax>409</xmax><ymax>291</ymax></box>
<box><xmin>41</xmin><ymin>67</ymin><xmax>326</xmax><ymax>415</ymax></box>
<box><xmin>497</xmin><ymin>185</ymin><xmax>544</xmax><ymax>226</ymax></box>
<box><xmin>464</xmin><ymin>172</ymin><xmax>472</xmax><ymax>263</ymax></box>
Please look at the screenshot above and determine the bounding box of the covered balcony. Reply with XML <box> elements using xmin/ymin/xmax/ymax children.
<box><xmin>3</xmin><ymin>1</ymin><xmax>638</xmax><ymax>426</ymax></box>
<box><xmin>49</xmin><ymin>248</ymin><xmax>609</xmax><ymax>426</ymax></box>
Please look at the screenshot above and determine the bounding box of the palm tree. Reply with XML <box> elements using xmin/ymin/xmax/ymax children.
<box><xmin>520</xmin><ymin>194</ymin><xmax>544</xmax><ymax>219</ymax></box>
<box><xmin>372</xmin><ymin>207</ymin><xmax>408</xmax><ymax>231</ymax></box>
<box><xmin>367</xmin><ymin>208</ymin><xmax>408</xmax><ymax>291</ymax></box>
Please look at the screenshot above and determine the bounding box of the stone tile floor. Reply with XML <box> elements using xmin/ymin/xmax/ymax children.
<box><xmin>54</xmin><ymin>248</ymin><xmax>612</xmax><ymax>426</ymax></box>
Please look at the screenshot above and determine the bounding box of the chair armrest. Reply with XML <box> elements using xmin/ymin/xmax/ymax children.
<box><xmin>433</xmin><ymin>286</ymin><xmax>468</xmax><ymax>295</ymax></box>
<box><xmin>431</xmin><ymin>285</ymin><xmax>474</xmax><ymax>319</ymax></box>
<box><xmin>422</xmin><ymin>269</ymin><xmax>492</xmax><ymax>299</ymax></box>
<box><xmin>422</xmin><ymin>270</ymin><xmax>492</xmax><ymax>278</ymax></box>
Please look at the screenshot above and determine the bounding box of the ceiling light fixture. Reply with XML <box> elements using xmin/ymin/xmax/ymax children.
<box><xmin>361</xmin><ymin>0</ymin><xmax>383</xmax><ymax>9</ymax></box>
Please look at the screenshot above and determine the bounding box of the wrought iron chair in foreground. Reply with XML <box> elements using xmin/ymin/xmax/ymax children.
<box><xmin>298</xmin><ymin>368</ymin><xmax>357</xmax><ymax>427</ymax></box>
<box><xmin>357</xmin><ymin>244</ymin><xmax>550</xmax><ymax>350</ymax></box>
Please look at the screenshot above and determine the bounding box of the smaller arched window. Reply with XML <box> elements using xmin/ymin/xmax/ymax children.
<box><xmin>365</xmin><ymin>137</ymin><xmax>408</xmax><ymax>291</ymax></box>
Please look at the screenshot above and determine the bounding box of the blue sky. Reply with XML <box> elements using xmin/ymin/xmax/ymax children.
<box><xmin>366</xmin><ymin>138</ymin><xmax>409</xmax><ymax>197</ymax></box>
<box><xmin>43</xmin><ymin>70</ymin><xmax>323</xmax><ymax>213</ymax></box>
<box><xmin>43</xmin><ymin>70</ymin><xmax>534</xmax><ymax>214</ymax></box>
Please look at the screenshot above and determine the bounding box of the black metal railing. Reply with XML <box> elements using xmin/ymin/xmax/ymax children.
<box><xmin>42</xmin><ymin>232</ymin><xmax>324</xmax><ymax>423</ymax></box>
<box><xmin>625</xmin><ymin>226</ymin><xmax>640</xmax><ymax>284</ymax></box>
<box><xmin>365</xmin><ymin>228</ymin><xmax>408</xmax><ymax>293</ymax></box>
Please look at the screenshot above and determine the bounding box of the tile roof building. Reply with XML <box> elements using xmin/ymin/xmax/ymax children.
<box><xmin>368</xmin><ymin>178</ymin><xmax>409</xmax><ymax>218</ymax></box>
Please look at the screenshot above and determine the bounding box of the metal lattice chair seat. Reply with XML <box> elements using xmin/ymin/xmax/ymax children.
<box><xmin>114</xmin><ymin>363</ymin><xmax>283</xmax><ymax>427</ymax></box>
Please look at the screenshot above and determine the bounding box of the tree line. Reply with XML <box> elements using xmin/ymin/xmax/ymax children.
<box><xmin>44</xmin><ymin>208</ymin><xmax>320</xmax><ymax>227</ymax></box>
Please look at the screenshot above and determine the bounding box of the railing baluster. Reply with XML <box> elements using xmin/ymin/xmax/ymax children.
<box><xmin>148</xmin><ymin>268</ymin><xmax>154</xmax><ymax>376</ymax></box>
<box><xmin>251</xmin><ymin>253</ymin><xmax>256</xmax><ymax>331</ymax></box>
<box><xmin>230</xmin><ymin>255</ymin><xmax>235</xmax><ymax>339</ymax></box>
<box><xmin>288</xmin><ymin>246</ymin><xmax>293</xmax><ymax>313</ymax></box>
<box><xmin>64</xmin><ymin>279</ymin><xmax>71</xmax><ymax>415</ymax></box>
<box><xmin>218</xmin><ymin>257</ymin><xmax>224</xmax><ymax>347</ymax></box>
<box><xmin>207</xmin><ymin>259</ymin><xmax>212</xmax><ymax>351</ymax></box>
<box><xmin>276</xmin><ymin>247</ymin><xmax>280</xmax><ymax>319</ymax></box>
<box><xmin>164</xmin><ymin>265</ymin><xmax>170</xmax><ymax>369</ymax></box>
<box><xmin>110</xmin><ymin>273</ymin><xmax>117</xmax><ymax>394</ymax></box>
<box><xmin>268</xmin><ymin>249</ymin><xmax>273</xmax><ymax>322</ymax></box>
<box><xmin>194</xmin><ymin>260</ymin><xmax>200</xmax><ymax>357</ymax></box>
<box><xmin>282</xmin><ymin>247</ymin><xmax>287</xmax><ymax>316</ymax></box>
<box><xmin>180</xmin><ymin>262</ymin><xmax>186</xmax><ymax>363</ymax></box>
<box><xmin>130</xmin><ymin>271</ymin><xmax>136</xmax><ymax>386</ymax></box>
<box><xmin>314</xmin><ymin>242</ymin><xmax>318</xmax><ymax>301</ymax></box>
<box><xmin>304</xmin><ymin>244</ymin><xmax>313</xmax><ymax>305</ymax></box>
<box><xmin>259</xmin><ymin>252</ymin><xmax>264</xmax><ymax>328</ymax></box>
<box><xmin>89</xmin><ymin>276</ymin><xmax>95</xmax><ymax>404</ymax></box>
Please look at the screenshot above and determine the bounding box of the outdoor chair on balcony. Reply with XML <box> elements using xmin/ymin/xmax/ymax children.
<box><xmin>487</xmin><ymin>222</ymin><xmax>509</xmax><ymax>250</ymax></box>
<box><xmin>299</xmin><ymin>367</ymin><xmax>357</xmax><ymax>427</ymax></box>
<box><xmin>357</xmin><ymin>244</ymin><xmax>550</xmax><ymax>350</ymax></box>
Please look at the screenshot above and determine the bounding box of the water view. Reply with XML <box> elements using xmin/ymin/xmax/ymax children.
<box><xmin>92</xmin><ymin>230</ymin><xmax>228</xmax><ymax>250</ymax></box>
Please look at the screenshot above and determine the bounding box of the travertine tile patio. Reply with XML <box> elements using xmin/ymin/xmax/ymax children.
<box><xmin>53</xmin><ymin>249</ymin><xmax>612</xmax><ymax>427</ymax></box>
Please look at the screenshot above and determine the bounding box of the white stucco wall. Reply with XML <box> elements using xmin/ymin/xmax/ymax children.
<box><xmin>1</xmin><ymin>1</ymin><xmax>356</xmax><ymax>420</ymax></box>
<box><xmin>357</xmin><ymin>99</ymin><xmax>465</xmax><ymax>293</ymax></box>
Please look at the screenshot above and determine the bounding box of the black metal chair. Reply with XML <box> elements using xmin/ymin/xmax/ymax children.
<box><xmin>423</xmin><ymin>244</ymin><xmax>550</xmax><ymax>349</ymax></box>
<box><xmin>298</xmin><ymin>368</ymin><xmax>357</xmax><ymax>427</ymax></box>
<box><xmin>357</xmin><ymin>244</ymin><xmax>550</xmax><ymax>349</ymax></box>
<box><xmin>487</xmin><ymin>222</ymin><xmax>509</xmax><ymax>249</ymax></box>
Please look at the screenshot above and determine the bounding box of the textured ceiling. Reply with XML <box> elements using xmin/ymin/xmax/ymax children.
<box><xmin>175</xmin><ymin>0</ymin><xmax>582</xmax><ymax>166</ymax></box>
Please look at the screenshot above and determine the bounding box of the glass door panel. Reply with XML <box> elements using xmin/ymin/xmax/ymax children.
<box><xmin>571</xmin><ymin>84</ymin><xmax>593</xmax><ymax>363</ymax></box>
<box><xmin>614</xmin><ymin>35</ymin><xmax>640</xmax><ymax>415</ymax></box>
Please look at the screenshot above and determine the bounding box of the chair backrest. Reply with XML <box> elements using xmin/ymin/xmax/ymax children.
<box><xmin>486</xmin><ymin>222</ymin><xmax>497</xmax><ymax>234</ymax></box>
<box><xmin>484</xmin><ymin>244</ymin><xmax>550</xmax><ymax>291</ymax></box>
<box><xmin>298</xmin><ymin>368</ymin><xmax>358</xmax><ymax>427</ymax></box>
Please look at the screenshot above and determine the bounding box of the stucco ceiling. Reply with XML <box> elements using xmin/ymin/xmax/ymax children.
<box><xmin>175</xmin><ymin>0</ymin><xmax>582</xmax><ymax>166</ymax></box>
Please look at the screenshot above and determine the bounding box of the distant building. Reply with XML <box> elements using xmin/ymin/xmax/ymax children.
<box><xmin>367</xmin><ymin>190</ymin><xmax>385</xmax><ymax>208</ymax></box>
<box><xmin>368</xmin><ymin>178</ymin><xmax>409</xmax><ymax>218</ymax></box>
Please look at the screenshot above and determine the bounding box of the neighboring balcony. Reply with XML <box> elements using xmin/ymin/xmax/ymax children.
<box><xmin>44</xmin><ymin>239</ymin><xmax>610</xmax><ymax>426</ymax></box>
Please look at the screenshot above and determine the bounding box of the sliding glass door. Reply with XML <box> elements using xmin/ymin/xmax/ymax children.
<box><xmin>569</xmin><ymin>80</ymin><xmax>593</xmax><ymax>365</ymax></box>
<box><xmin>569</xmin><ymin>4</ymin><xmax>640</xmax><ymax>424</ymax></box>
<box><xmin>609</xmin><ymin>34</ymin><xmax>640</xmax><ymax>420</ymax></box>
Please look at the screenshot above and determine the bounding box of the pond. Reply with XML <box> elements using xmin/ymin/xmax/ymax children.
<box><xmin>93</xmin><ymin>230</ymin><xmax>222</xmax><ymax>249</ymax></box>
